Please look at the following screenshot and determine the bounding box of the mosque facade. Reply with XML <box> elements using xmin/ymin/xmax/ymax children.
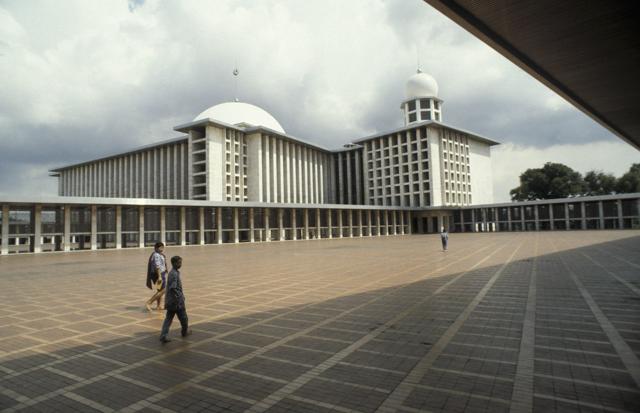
<box><xmin>50</xmin><ymin>71</ymin><xmax>497</xmax><ymax>209</ymax></box>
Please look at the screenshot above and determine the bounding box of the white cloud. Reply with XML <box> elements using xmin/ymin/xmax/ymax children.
<box><xmin>0</xmin><ymin>0</ymin><xmax>637</xmax><ymax>198</ymax></box>
<box><xmin>491</xmin><ymin>141</ymin><xmax>640</xmax><ymax>202</ymax></box>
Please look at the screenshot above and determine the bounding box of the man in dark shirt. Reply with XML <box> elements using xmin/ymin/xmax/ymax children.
<box><xmin>159</xmin><ymin>256</ymin><xmax>191</xmax><ymax>343</ymax></box>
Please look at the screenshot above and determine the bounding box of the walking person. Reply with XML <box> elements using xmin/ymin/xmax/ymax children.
<box><xmin>145</xmin><ymin>242</ymin><xmax>167</xmax><ymax>312</ymax></box>
<box><xmin>440</xmin><ymin>226</ymin><xmax>449</xmax><ymax>251</ymax></box>
<box><xmin>159</xmin><ymin>256</ymin><xmax>191</xmax><ymax>343</ymax></box>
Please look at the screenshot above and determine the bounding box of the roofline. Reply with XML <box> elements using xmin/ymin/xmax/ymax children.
<box><xmin>352</xmin><ymin>120</ymin><xmax>501</xmax><ymax>146</ymax></box>
<box><xmin>1</xmin><ymin>193</ymin><xmax>636</xmax><ymax>211</ymax></box>
<box><xmin>49</xmin><ymin>115</ymin><xmax>501</xmax><ymax>175</ymax></box>
<box><xmin>49</xmin><ymin>135</ymin><xmax>189</xmax><ymax>172</ymax></box>
<box><xmin>454</xmin><ymin>192</ymin><xmax>640</xmax><ymax>209</ymax></box>
<box><xmin>174</xmin><ymin>118</ymin><xmax>334</xmax><ymax>153</ymax></box>
<box><xmin>0</xmin><ymin>196</ymin><xmax>415</xmax><ymax>211</ymax></box>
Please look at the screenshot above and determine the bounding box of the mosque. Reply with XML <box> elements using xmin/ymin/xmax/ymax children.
<box><xmin>50</xmin><ymin>70</ymin><xmax>497</xmax><ymax>210</ymax></box>
<box><xmin>0</xmin><ymin>71</ymin><xmax>637</xmax><ymax>254</ymax></box>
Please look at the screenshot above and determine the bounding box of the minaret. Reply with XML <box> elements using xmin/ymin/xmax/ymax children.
<box><xmin>401</xmin><ymin>69</ymin><xmax>443</xmax><ymax>125</ymax></box>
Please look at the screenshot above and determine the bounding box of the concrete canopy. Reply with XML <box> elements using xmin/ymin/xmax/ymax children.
<box><xmin>424</xmin><ymin>0</ymin><xmax>640</xmax><ymax>150</ymax></box>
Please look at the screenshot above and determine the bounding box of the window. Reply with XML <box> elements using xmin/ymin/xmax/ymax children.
<box><xmin>420</xmin><ymin>99</ymin><xmax>430</xmax><ymax>109</ymax></box>
<box><xmin>408</xmin><ymin>113</ymin><xmax>417</xmax><ymax>123</ymax></box>
<box><xmin>421</xmin><ymin>111</ymin><xmax>431</xmax><ymax>121</ymax></box>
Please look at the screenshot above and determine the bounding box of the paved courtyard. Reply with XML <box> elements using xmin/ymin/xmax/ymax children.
<box><xmin>0</xmin><ymin>232</ymin><xmax>639</xmax><ymax>413</ymax></box>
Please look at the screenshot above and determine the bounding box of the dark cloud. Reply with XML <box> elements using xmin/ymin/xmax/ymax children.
<box><xmin>0</xmin><ymin>0</ymin><xmax>634</xmax><ymax>199</ymax></box>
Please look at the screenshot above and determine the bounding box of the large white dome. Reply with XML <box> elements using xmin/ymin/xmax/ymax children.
<box><xmin>194</xmin><ymin>102</ymin><xmax>285</xmax><ymax>134</ymax></box>
<box><xmin>405</xmin><ymin>70</ymin><xmax>439</xmax><ymax>99</ymax></box>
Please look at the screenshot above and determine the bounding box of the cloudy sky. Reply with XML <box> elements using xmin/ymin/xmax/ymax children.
<box><xmin>1</xmin><ymin>0</ymin><xmax>638</xmax><ymax>201</ymax></box>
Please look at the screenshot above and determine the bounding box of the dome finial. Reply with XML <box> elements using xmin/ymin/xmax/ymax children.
<box><xmin>233</xmin><ymin>66</ymin><xmax>239</xmax><ymax>102</ymax></box>
<box><xmin>416</xmin><ymin>46</ymin><xmax>422</xmax><ymax>74</ymax></box>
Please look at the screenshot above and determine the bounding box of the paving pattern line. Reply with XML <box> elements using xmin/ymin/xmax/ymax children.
<box><xmin>0</xmin><ymin>258</ymin><xmax>353</xmax><ymax>359</ymax></box>
<box><xmin>578</xmin><ymin>251</ymin><xmax>640</xmax><ymax>297</ymax></box>
<box><xmin>242</xmin><ymin>242</ymin><xmax>512</xmax><ymax>413</ymax></box>
<box><xmin>411</xmin><ymin>382</ymin><xmax>511</xmax><ymax>406</ymax></box>
<box><xmin>596</xmin><ymin>240</ymin><xmax>640</xmax><ymax>269</ymax></box>
<box><xmin>375</xmin><ymin>241</ymin><xmax>524</xmax><ymax>413</ymax></box>
<box><xmin>2</xmin><ymin>239</ymin><xmax>501</xmax><ymax>413</ymax></box>
<box><xmin>533</xmin><ymin>392</ymin><xmax>632</xmax><ymax>413</ymax></box>
<box><xmin>0</xmin><ymin>252</ymin><xmax>431</xmax><ymax>412</ymax></box>
<box><xmin>0</xmin><ymin>239</ymin><xmax>393</xmax><ymax>367</ymax></box>
<box><xmin>554</xmin><ymin>234</ymin><xmax>640</xmax><ymax>298</ymax></box>
<box><xmin>287</xmin><ymin>395</ymin><xmax>354</xmax><ymax>413</ymax></box>
<box><xmin>550</xmin><ymin>239</ymin><xmax>640</xmax><ymax>389</ymax></box>
<box><xmin>510</xmin><ymin>234</ymin><xmax>538</xmax><ymax>413</ymax></box>
<box><xmin>0</xmin><ymin>269</ymin><xmax>351</xmax><ymax>379</ymax></box>
<box><xmin>533</xmin><ymin>372</ymin><xmax>640</xmax><ymax>394</ymax></box>
<box><xmin>62</xmin><ymin>391</ymin><xmax>114</xmax><ymax>413</ymax></box>
<box><xmin>124</xmin><ymin>241</ymin><xmax>507</xmax><ymax>413</ymax></box>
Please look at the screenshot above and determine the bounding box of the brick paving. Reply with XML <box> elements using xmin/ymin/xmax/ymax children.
<box><xmin>0</xmin><ymin>231</ymin><xmax>639</xmax><ymax>412</ymax></box>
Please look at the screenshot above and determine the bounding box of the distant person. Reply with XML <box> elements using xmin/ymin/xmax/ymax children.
<box><xmin>160</xmin><ymin>256</ymin><xmax>191</xmax><ymax>343</ymax></box>
<box><xmin>145</xmin><ymin>242</ymin><xmax>167</xmax><ymax>312</ymax></box>
<box><xmin>440</xmin><ymin>226</ymin><xmax>448</xmax><ymax>251</ymax></box>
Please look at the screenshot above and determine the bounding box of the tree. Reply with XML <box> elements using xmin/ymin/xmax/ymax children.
<box><xmin>616</xmin><ymin>163</ymin><xmax>640</xmax><ymax>193</ymax></box>
<box><xmin>584</xmin><ymin>170</ymin><xmax>617</xmax><ymax>195</ymax></box>
<box><xmin>510</xmin><ymin>162</ymin><xmax>586</xmax><ymax>201</ymax></box>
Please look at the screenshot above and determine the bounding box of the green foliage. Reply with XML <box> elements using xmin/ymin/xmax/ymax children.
<box><xmin>510</xmin><ymin>162</ymin><xmax>586</xmax><ymax>201</ymax></box>
<box><xmin>510</xmin><ymin>163</ymin><xmax>640</xmax><ymax>201</ymax></box>
<box><xmin>584</xmin><ymin>171</ymin><xmax>617</xmax><ymax>195</ymax></box>
<box><xmin>616</xmin><ymin>163</ymin><xmax>640</xmax><ymax>193</ymax></box>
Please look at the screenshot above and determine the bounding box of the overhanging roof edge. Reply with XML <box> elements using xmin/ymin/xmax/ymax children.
<box><xmin>423</xmin><ymin>0</ymin><xmax>639</xmax><ymax>150</ymax></box>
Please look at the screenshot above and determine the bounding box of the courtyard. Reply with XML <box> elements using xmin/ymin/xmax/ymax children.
<box><xmin>0</xmin><ymin>232</ymin><xmax>639</xmax><ymax>412</ymax></box>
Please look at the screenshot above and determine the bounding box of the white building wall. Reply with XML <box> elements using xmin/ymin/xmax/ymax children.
<box><xmin>206</xmin><ymin>125</ymin><xmax>225</xmax><ymax>202</ymax></box>
<box><xmin>469</xmin><ymin>139</ymin><xmax>494</xmax><ymax>205</ymax></box>
<box><xmin>246</xmin><ymin>133</ymin><xmax>262</xmax><ymax>202</ymax></box>
<box><xmin>427</xmin><ymin>127</ymin><xmax>443</xmax><ymax>207</ymax></box>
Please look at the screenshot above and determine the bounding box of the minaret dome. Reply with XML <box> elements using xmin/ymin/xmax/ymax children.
<box><xmin>401</xmin><ymin>69</ymin><xmax>443</xmax><ymax>125</ymax></box>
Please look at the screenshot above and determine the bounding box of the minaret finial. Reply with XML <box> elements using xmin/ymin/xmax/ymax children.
<box><xmin>416</xmin><ymin>46</ymin><xmax>422</xmax><ymax>73</ymax></box>
<box><xmin>233</xmin><ymin>65</ymin><xmax>239</xmax><ymax>102</ymax></box>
